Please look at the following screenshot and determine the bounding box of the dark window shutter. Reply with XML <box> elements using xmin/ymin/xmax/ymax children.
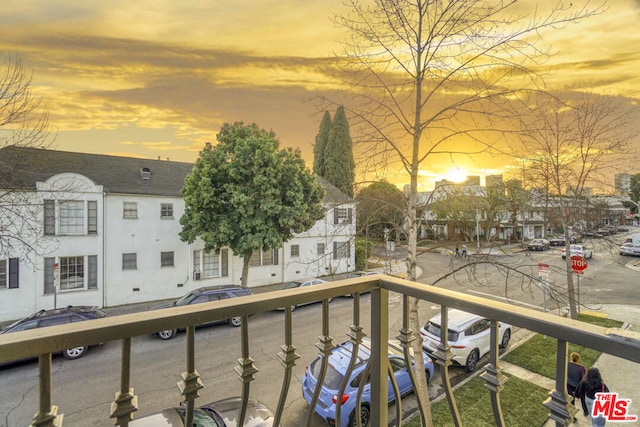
<box><xmin>44</xmin><ymin>200</ymin><xmax>55</xmax><ymax>235</ymax></box>
<box><xmin>8</xmin><ymin>258</ymin><xmax>19</xmax><ymax>289</ymax></box>
<box><xmin>347</xmin><ymin>208</ymin><xmax>353</xmax><ymax>224</ymax></box>
<box><xmin>273</xmin><ymin>249</ymin><xmax>279</xmax><ymax>265</ymax></box>
<box><xmin>333</xmin><ymin>208</ymin><xmax>338</xmax><ymax>224</ymax></box>
<box><xmin>44</xmin><ymin>257</ymin><xmax>55</xmax><ymax>294</ymax></box>
<box><xmin>333</xmin><ymin>242</ymin><xmax>338</xmax><ymax>259</ymax></box>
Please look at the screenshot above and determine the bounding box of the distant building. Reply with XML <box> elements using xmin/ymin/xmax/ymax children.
<box><xmin>485</xmin><ymin>175</ymin><xmax>503</xmax><ymax>188</ymax></box>
<box><xmin>0</xmin><ymin>146</ymin><xmax>356</xmax><ymax>322</ymax></box>
<box><xmin>615</xmin><ymin>173</ymin><xmax>632</xmax><ymax>196</ymax></box>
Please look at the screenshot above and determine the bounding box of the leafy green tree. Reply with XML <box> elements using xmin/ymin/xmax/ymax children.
<box><xmin>323</xmin><ymin>105</ymin><xmax>355</xmax><ymax>197</ymax></box>
<box><xmin>356</xmin><ymin>180</ymin><xmax>406</xmax><ymax>240</ymax></box>
<box><xmin>313</xmin><ymin>110</ymin><xmax>332</xmax><ymax>176</ymax></box>
<box><xmin>180</xmin><ymin>122</ymin><xmax>325</xmax><ymax>287</ymax></box>
<box><xmin>630</xmin><ymin>173</ymin><xmax>640</xmax><ymax>212</ymax></box>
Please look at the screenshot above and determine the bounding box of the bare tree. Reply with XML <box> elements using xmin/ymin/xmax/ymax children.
<box><xmin>518</xmin><ymin>92</ymin><xmax>635</xmax><ymax>319</ymax></box>
<box><xmin>0</xmin><ymin>52</ymin><xmax>55</xmax><ymax>262</ymax></box>
<box><xmin>322</xmin><ymin>1</ymin><xmax>604</xmax><ymax>422</ymax></box>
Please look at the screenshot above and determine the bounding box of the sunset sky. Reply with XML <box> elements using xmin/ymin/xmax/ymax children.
<box><xmin>1</xmin><ymin>1</ymin><xmax>639</xmax><ymax>191</ymax></box>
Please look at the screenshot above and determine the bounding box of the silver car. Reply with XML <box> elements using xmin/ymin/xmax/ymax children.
<box><xmin>130</xmin><ymin>397</ymin><xmax>279</xmax><ymax>427</ymax></box>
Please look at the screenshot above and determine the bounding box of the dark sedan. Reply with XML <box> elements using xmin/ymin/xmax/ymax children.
<box><xmin>527</xmin><ymin>239</ymin><xmax>550</xmax><ymax>251</ymax></box>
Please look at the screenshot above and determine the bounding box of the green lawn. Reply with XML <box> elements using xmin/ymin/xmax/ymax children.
<box><xmin>502</xmin><ymin>313</ymin><xmax>624</xmax><ymax>379</ymax></box>
<box><xmin>405</xmin><ymin>313</ymin><xmax>624</xmax><ymax>426</ymax></box>
<box><xmin>405</xmin><ymin>375</ymin><xmax>549</xmax><ymax>427</ymax></box>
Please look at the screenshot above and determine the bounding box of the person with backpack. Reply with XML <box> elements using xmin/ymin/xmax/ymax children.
<box><xmin>567</xmin><ymin>352</ymin><xmax>588</xmax><ymax>417</ymax></box>
<box><xmin>576</xmin><ymin>367</ymin><xmax>610</xmax><ymax>426</ymax></box>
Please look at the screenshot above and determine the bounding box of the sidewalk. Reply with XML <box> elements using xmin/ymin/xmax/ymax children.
<box><xmin>512</xmin><ymin>304</ymin><xmax>640</xmax><ymax>427</ymax></box>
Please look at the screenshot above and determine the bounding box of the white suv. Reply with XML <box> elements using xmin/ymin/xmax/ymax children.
<box><xmin>420</xmin><ymin>309</ymin><xmax>511</xmax><ymax>372</ymax></box>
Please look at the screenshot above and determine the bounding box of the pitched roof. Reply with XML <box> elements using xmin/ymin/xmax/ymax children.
<box><xmin>0</xmin><ymin>146</ymin><xmax>193</xmax><ymax>196</ymax></box>
<box><xmin>0</xmin><ymin>146</ymin><xmax>354</xmax><ymax>203</ymax></box>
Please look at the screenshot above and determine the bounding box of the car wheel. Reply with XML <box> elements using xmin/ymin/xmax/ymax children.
<box><xmin>228</xmin><ymin>316</ymin><xmax>242</xmax><ymax>327</ymax></box>
<box><xmin>349</xmin><ymin>405</ymin><xmax>371</xmax><ymax>427</ymax></box>
<box><xmin>500</xmin><ymin>329</ymin><xmax>511</xmax><ymax>349</ymax></box>
<box><xmin>62</xmin><ymin>346</ymin><xmax>87</xmax><ymax>360</ymax></box>
<box><xmin>158</xmin><ymin>329</ymin><xmax>176</xmax><ymax>340</ymax></box>
<box><xmin>465</xmin><ymin>349</ymin><xmax>480</xmax><ymax>373</ymax></box>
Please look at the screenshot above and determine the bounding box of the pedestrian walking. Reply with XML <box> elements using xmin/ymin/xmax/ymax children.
<box><xmin>454</xmin><ymin>245</ymin><xmax>460</xmax><ymax>258</ymax></box>
<box><xmin>576</xmin><ymin>367</ymin><xmax>610</xmax><ymax>426</ymax></box>
<box><xmin>567</xmin><ymin>352</ymin><xmax>588</xmax><ymax>417</ymax></box>
<box><xmin>461</xmin><ymin>244</ymin><xmax>467</xmax><ymax>258</ymax></box>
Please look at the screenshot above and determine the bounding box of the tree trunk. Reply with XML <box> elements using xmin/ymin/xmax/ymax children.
<box><xmin>241</xmin><ymin>253</ymin><xmax>251</xmax><ymax>288</ymax></box>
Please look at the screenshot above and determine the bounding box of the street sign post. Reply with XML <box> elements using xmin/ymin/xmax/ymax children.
<box><xmin>538</xmin><ymin>263</ymin><xmax>550</xmax><ymax>312</ymax></box>
<box><xmin>570</xmin><ymin>256</ymin><xmax>587</xmax><ymax>314</ymax></box>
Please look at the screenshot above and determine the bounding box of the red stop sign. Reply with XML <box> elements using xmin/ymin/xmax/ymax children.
<box><xmin>571</xmin><ymin>256</ymin><xmax>588</xmax><ymax>271</ymax></box>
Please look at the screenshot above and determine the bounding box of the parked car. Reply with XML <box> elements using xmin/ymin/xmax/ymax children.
<box><xmin>0</xmin><ymin>305</ymin><xmax>106</xmax><ymax>362</ymax></box>
<box><xmin>548</xmin><ymin>235</ymin><xmax>581</xmax><ymax>246</ymax></box>
<box><xmin>346</xmin><ymin>271</ymin><xmax>381</xmax><ymax>279</ymax></box>
<box><xmin>561</xmin><ymin>244</ymin><xmax>593</xmax><ymax>259</ymax></box>
<box><xmin>527</xmin><ymin>238</ymin><xmax>550</xmax><ymax>251</ymax></box>
<box><xmin>619</xmin><ymin>243</ymin><xmax>640</xmax><ymax>257</ymax></box>
<box><xmin>420</xmin><ymin>309</ymin><xmax>511</xmax><ymax>373</ymax></box>
<box><xmin>301</xmin><ymin>337</ymin><xmax>434</xmax><ymax>427</ymax></box>
<box><xmin>278</xmin><ymin>278</ymin><xmax>331</xmax><ymax>311</ymax></box>
<box><xmin>152</xmin><ymin>285</ymin><xmax>251</xmax><ymax>340</ymax></box>
<box><xmin>130</xmin><ymin>397</ymin><xmax>279</xmax><ymax>426</ymax></box>
<box><xmin>617</xmin><ymin>225</ymin><xmax>630</xmax><ymax>232</ymax></box>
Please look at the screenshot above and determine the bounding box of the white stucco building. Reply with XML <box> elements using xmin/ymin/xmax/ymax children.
<box><xmin>0</xmin><ymin>146</ymin><xmax>355</xmax><ymax>322</ymax></box>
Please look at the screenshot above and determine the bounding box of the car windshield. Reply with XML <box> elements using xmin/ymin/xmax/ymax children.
<box><xmin>174</xmin><ymin>292</ymin><xmax>198</xmax><ymax>306</ymax></box>
<box><xmin>424</xmin><ymin>321</ymin><xmax>459</xmax><ymax>342</ymax></box>
<box><xmin>176</xmin><ymin>408</ymin><xmax>221</xmax><ymax>427</ymax></box>
<box><xmin>310</xmin><ymin>358</ymin><xmax>345</xmax><ymax>390</ymax></box>
<box><xmin>282</xmin><ymin>281</ymin><xmax>301</xmax><ymax>289</ymax></box>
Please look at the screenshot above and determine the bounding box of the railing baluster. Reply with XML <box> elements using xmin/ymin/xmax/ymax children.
<box><xmin>336</xmin><ymin>293</ymin><xmax>365</xmax><ymax>427</ymax></box>
<box><xmin>305</xmin><ymin>298</ymin><xmax>334</xmax><ymax>426</ymax></box>
<box><xmin>543</xmin><ymin>338</ymin><xmax>575</xmax><ymax>426</ymax></box>
<box><xmin>234</xmin><ymin>315</ymin><xmax>257</xmax><ymax>427</ymax></box>
<box><xmin>110</xmin><ymin>337</ymin><xmax>138</xmax><ymax>426</ymax></box>
<box><xmin>31</xmin><ymin>353</ymin><xmax>62</xmax><ymax>427</ymax></box>
<box><xmin>178</xmin><ymin>326</ymin><xmax>203</xmax><ymax>427</ymax></box>
<box><xmin>397</xmin><ymin>294</ymin><xmax>428</xmax><ymax>427</ymax></box>
<box><xmin>435</xmin><ymin>305</ymin><xmax>462</xmax><ymax>426</ymax></box>
<box><xmin>370</xmin><ymin>286</ymin><xmax>389</xmax><ymax>426</ymax></box>
<box><xmin>480</xmin><ymin>320</ymin><xmax>507</xmax><ymax>427</ymax></box>
<box><xmin>274</xmin><ymin>306</ymin><xmax>298</xmax><ymax>427</ymax></box>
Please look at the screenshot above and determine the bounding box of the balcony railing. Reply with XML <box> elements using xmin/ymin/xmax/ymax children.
<box><xmin>1</xmin><ymin>275</ymin><xmax>639</xmax><ymax>427</ymax></box>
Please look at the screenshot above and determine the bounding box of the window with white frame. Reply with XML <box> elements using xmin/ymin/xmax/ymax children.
<box><xmin>123</xmin><ymin>202</ymin><xmax>138</xmax><ymax>219</ymax></box>
<box><xmin>249</xmin><ymin>248</ymin><xmax>279</xmax><ymax>267</ymax></box>
<box><xmin>43</xmin><ymin>256</ymin><xmax>96</xmax><ymax>293</ymax></box>
<box><xmin>59</xmin><ymin>256</ymin><xmax>84</xmax><ymax>290</ymax></box>
<box><xmin>0</xmin><ymin>258</ymin><xmax>19</xmax><ymax>289</ymax></box>
<box><xmin>59</xmin><ymin>201</ymin><xmax>85</xmax><ymax>234</ymax></box>
<box><xmin>122</xmin><ymin>253</ymin><xmax>137</xmax><ymax>270</ymax></box>
<box><xmin>161</xmin><ymin>251</ymin><xmax>174</xmax><ymax>267</ymax></box>
<box><xmin>290</xmin><ymin>245</ymin><xmax>300</xmax><ymax>257</ymax></box>
<box><xmin>333</xmin><ymin>207</ymin><xmax>353</xmax><ymax>224</ymax></box>
<box><xmin>193</xmin><ymin>249</ymin><xmax>228</xmax><ymax>278</ymax></box>
<box><xmin>333</xmin><ymin>241</ymin><xmax>351</xmax><ymax>259</ymax></box>
<box><xmin>43</xmin><ymin>200</ymin><xmax>97</xmax><ymax>236</ymax></box>
<box><xmin>317</xmin><ymin>243</ymin><xmax>325</xmax><ymax>256</ymax></box>
<box><xmin>161</xmin><ymin>203</ymin><xmax>174</xmax><ymax>219</ymax></box>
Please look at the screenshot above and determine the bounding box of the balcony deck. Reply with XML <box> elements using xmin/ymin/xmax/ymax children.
<box><xmin>1</xmin><ymin>275</ymin><xmax>639</xmax><ymax>427</ymax></box>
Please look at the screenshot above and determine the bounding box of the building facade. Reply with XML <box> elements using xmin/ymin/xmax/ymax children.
<box><xmin>0</xmin><ymin>147</ymin><xmax>355</xmax><ymax>322</ymax></box>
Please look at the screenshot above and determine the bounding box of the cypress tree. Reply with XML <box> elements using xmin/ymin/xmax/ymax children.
<box><xmin>313</xmin><ymin>110</ymin><xmax>332</xmax><ymax>176</ymax></box>
<box><xmin>323</xmin><ymin>106</ymin><xmax>355</xmax><ymax>197</ymax></box>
